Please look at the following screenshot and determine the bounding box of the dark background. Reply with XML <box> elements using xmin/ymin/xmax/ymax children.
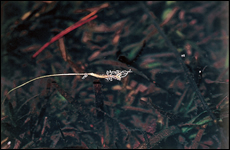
<box><xmin>1</xmin><ymin>1</ymin><xmax>229</xmax><ymax>149</ymax></box>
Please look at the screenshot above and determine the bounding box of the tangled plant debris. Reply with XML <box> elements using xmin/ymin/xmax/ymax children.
<box><xmin>1</xmin><ymin>1</ymin><xmax>229</xmax><ymax>149</ymax></box>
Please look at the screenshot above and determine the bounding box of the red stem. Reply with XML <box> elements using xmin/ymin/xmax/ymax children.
<box><xmin>32</xmin><ymin>15</ymin><xmax>98</xmax><ymax>58</ymax></box>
